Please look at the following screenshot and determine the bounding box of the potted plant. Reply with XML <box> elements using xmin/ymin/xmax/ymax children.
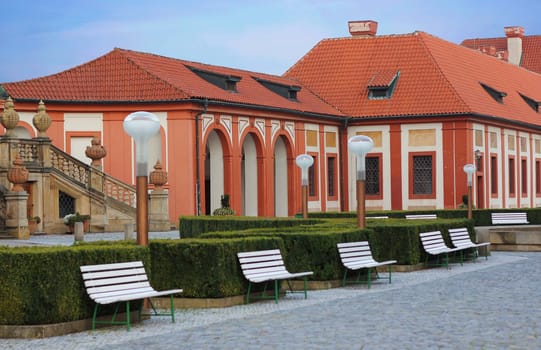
<box><xmin>212</xmin><ymin>194</ymin><xmax>235</xmax><ymax>216</ymax></box>
<box><xmin>28</xmin><ymin>216</ymin><xmax>40</xmax><ymax>234</ymax></box>
<box><xmin>63</xmin><ymin>212</ymin><xmax>91</xmax><ymax>233</ymax></box>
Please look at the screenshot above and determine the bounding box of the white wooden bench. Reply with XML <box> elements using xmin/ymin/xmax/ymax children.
<box><xmin>367</xmin><ymin>216</ymin><xmax>389</xmax><ymax>219</ymax></box>
<box><xmin>80</xmin><ymin>261</ymin><xmax>183</xmax><ymax>331</ymax></box>
<box><xmin>448</xmin><ymin>227</ymin><xmax>491</xmax><ymax>260</ymax></box>
<box><xmin>419</xmin><ymin>231</ymin><xmax>468</xmax><ymax>269</ymax></box>
<box><xmin>406</xmin><ymin>214</ymin><xmax>437</xmax><ymax>220</ymax></box>
<box><xmin>237</xmin><ymin>249</ymin><xmax>313</xmax><ymax>304</ymax></box>
<box><xmin>491</xmin><ymin>212</ymin><xmax>529</xmax><ymax>225</ymax></box>
<box><xmin>337</xmin><ymin>241</ymin><xmax>397</xmax><ymax>288</ymax></box>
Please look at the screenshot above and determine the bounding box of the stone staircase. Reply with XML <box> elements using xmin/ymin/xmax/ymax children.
<box><xmin>0</xmin><ymin>138</ymin><xmax>138</xmax><ymax>235</ymax></box>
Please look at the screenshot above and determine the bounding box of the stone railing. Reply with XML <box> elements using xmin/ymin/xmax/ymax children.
<box><xmin>50</xmin><ymin>145</ymin><xmax>89</xmax><ymax>185</ymax></box>
<box><xmin>50</xmin><ymin>145</ymin><xmax>135</xmax><ymax>206</ymax></box>
<box><xmin>103</xmin><ymin>174</ymin><xmax>136</xmax><ymax>207</ymax></box>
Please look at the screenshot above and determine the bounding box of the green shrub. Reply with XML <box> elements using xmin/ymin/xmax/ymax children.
<box><xmin>0</xmin><ymin>244</ymin><xmax>147</xmax><ymax>325</ymax></box>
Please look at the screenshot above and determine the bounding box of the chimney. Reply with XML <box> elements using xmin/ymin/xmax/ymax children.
<box><xmin>348</xmin><ymin>20</ymin><xmax>378</xmax><ymax>36</ymax></box>
<box><xmin>504</xmin><ymin>26</ymin><xmax>524</xmax><ymax>66</ymax></box>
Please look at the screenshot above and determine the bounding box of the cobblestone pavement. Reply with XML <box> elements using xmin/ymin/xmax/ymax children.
<box><xmin>2</xmin><ymin>249</ymin><xmax>540</xmax><ymax>350</ymax></box>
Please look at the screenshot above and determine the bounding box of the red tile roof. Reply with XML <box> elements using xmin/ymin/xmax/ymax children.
<box><xmin>284</xmin><ymin>31</ymin><xmax>541</xmax><ymax>126</ymax></box>
<box><xmin>461</xmin><ymin>36</ymin><xmax>541</xmax><ymax>74</ymax></box>
<box><xmin>1</xmin><ymin>48</ymin><xmax>342</xmax><ymax>116</ymax></box>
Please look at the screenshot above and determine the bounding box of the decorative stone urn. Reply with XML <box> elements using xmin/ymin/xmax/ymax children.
<box><xmin>85</xmin><ymin>137</ymin><xmax>107</xmax><ymax>168</ymax></box>
<box><xmin>7</xmin><ymin>154</ymin><xmax>29</xmax><ymax>192</ymax></box>
<box><xmin>32</xmin><ymin>100</ymin><xmax>52</xmax><ymax>138</ymax></box>
<box><xmin>1</xmin><ymin>97</ymin><xmax>20</xmax><ymax>137</ymax></box>
<box><xmin>149</xmin><ymin>160</ymin><xmax>167</xmax><ymax>190</ymax></box>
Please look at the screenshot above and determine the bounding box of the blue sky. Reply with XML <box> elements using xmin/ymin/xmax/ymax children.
<box><xmin>2</xmin><ymin>0</ymin><xmax>541</xmax><ymax>82</ymax></box>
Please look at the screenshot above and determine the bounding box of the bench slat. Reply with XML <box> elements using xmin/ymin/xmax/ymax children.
<box><xmin>80</xmin><ymin>261</ymin><xmax>144</xmax><ymax>273</ymax></box>
<box><xmin>406</xmin><ymin>214</ymin><xmax>437</xmax><ymax>220</ymax></box>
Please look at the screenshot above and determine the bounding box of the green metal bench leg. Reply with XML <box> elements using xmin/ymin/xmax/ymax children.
<box><xmin>170</xmin><ymin>295</ymin><xmax>176</xmax><ymax>323</ymax></box>
<box><xmin>92</xmin><ymin>304</ymin><xmax>99</xmax><ymax>330</ymax></box>
<box><xmin>274</xmin><ymin>280</ymin><xmax>279</xmax><ymax>303</ymax></box>
<box><xmin>388</xmin><ymin>265</ymin><xmax>392</xmax><ymax>284</ymax></box>
<box><xmin>303</xmin><ymin>277</ymin><xmax>308</xmax><ymax>299</ymax></box>
<box><xmin>342</xmin><ymin>270</ymin><xmax>348</xmax><ymax>286</ymax></box>
<box><xmin>246</xmin><ymin>282</ymin><xmax>252</xmax><ymax>304</ymax></box>
<box><xmin>126</xmin><ymin>301</ymin><xmax>131</xmax><ymax>331</ymax></box>
<box><xmin>367</xmin><ymin>268</ymin><xmax>371</xmax><ymax>289</ymax></box>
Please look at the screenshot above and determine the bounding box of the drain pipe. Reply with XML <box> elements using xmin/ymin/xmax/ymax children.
<box><xmin>195</xmin><ymin>99</ymin><xmax>208</xmax><ymax>216</ymax></box>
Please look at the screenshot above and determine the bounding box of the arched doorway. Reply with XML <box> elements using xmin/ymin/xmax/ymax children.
<box><xmin>205</xmin><ymin>130</ymin><xmax>225</xmax><ymax>215</ymax></box>
<box><xmin>241</xmin><ymin>133</ymin><xmax>258</xmax><ymax>216</ymax></box>
<box><xmin>274</xmin><ymin>136</ymin><xmax>288</xmax><ymax>216</ymax></box>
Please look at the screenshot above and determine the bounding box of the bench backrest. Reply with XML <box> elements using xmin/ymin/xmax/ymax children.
<box><xmin>406</xmin><ymin>214</ymin><xmax>437</xmax><ymax>220</ymax></box>
<box><xmin>448</xmin><ymin>228</ymin><xmax>474</xmax><ymax>247</ymax></box>
<box><xmin>80</xmin><ymin>261</ymin><xmax>153</xmax><ymax>301</ymax></box>
<box><xmin>237</xmin><ymin>249</ymin><xmax>288</xmax><ymax>281</ymax></box>
<box><xmin>419</xmin><ymin>231</ymin><xmax>449</xmax><ymax>253</ymax></box>
<box><xmin>491</xmin><ymin>212</ymin><xmax>528</xmax><ymax>224</ymax></box>
<box><xmin>337</xmin><ymin>241</ymin><xmax>375</xmax><ymax>264</ymax></box>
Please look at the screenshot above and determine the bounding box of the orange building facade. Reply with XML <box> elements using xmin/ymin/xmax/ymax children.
<box><xmin>3</xmin><ymin>21</ymin><xmax>541</xmax><ymax>226</ymax></box>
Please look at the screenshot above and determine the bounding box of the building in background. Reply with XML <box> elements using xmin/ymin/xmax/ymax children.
<box><xmin>3</xmin><ymin>20</ymin><xmax>541</xmax><ymax>225</ymax></box>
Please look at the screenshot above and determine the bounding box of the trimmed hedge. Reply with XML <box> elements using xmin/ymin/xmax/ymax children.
<box><xmin>149</xmin><ymin>237</ymin><xmax>285</xmax><ymax>298</ymax></box>
<box><xmin>310</xmin><ymin>208</ymin><xmax>541</xmax><ymax>226</ymax></box>
<box><xmin>179</xmin><ymin>216</ymin><xmax>323</xmax><ymax>238</ymax></box>
<box><xmin>0</xmin><ymin>243</ymin><xmax>147</xmax><ymax>325</ymax></box>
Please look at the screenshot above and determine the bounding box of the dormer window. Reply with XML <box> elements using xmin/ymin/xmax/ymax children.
<box><xmin>367</xmin><ymin>71</ymin><xmax>399</xmax><ymax>100</ymax></box>
<box><xmin>253</xmin><ymin>77</ymin><xmax>301</xmax><ymax>101</ymax></box>
<box><xmin>187</xmin><ymin>66</ymin><xmax>241</xmax><ymax>92</ymax></box>
<box><xmin>480</xmin><ymin>82</ymin><xmax>506</xmax><ymax>103</ymax></box>
<box><xmin>519</xmin><ymin>92</ymin><xmax>540</xmax><ymax>112</ymax></box>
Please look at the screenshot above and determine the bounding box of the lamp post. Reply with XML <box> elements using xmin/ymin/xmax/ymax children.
<box><xmin>295</xmin><ymin>154</ymin><xmax>314</xmax><ymax>219</ymax></box>
<box><xmin>463</xmin><ymin>164</ymin><xmax>476</xmax><ymax>220</ymax></box>
<box><xmin>348</xmin><ymin>135</ymin><xmax>373</xmax><ymax>228</ymax></box>
<box><xmin>123</xmin><ymin>111</ymin><xmax>160</xmax><ymax>246</ymax></box>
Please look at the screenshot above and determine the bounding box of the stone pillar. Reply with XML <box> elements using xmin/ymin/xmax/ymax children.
<box><xmin>74</xmin><ymin>222</ymin><xmax>84</xmax><ymax>242</ymax></box>
<box><xmin>149</xmin><ymin>190</ymin><xmax>170</xmax><ymax>231</ymax></box>
<box><xmin>149</xmin><ymin>160</ymin><xmax>170</xmax><ymax>231</ymax></box>
<box><xmin>5</xmin><ymin>191</ymin><xmax>30</xmax><ymax>239</ymax></box>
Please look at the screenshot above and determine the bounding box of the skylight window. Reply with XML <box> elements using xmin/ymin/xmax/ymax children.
<box><xmin>187</xmin><ymin>66</ymin><xmax>241</xmax><ymax>92</ymax></box>
<box><xmin>367</xmin><ymin>71</ymin><xmax>400</xmax><ymax>100</ymax></box>
<box><xmin>519</xmin><ymin>92</ymin><xmax>540</xmax><ymax>113</ymax></box>
<box><xmin>480</xmin><ymin>83</ymin><xmax>506</xmax><ymax>103</ymax></box>
<box><xmin>253</xmin><ymin>77</ymin><xmax>301</xmax><ymax>101</ymax></box>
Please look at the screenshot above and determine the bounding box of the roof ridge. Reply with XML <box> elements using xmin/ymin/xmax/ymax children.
<box><xmin>416</xmin><ymin>32</ymin><xmax>472</xmax><ymax>113</ymax></box>
<box><xmin>117</xmin><ymin>48</ymin><xmax>298</xmax><ymax>85</ymax></box>
<box><xmin>115</xmin><ymin>49</ymin><xmax>190</xmax><ymax>99</ymax></box>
